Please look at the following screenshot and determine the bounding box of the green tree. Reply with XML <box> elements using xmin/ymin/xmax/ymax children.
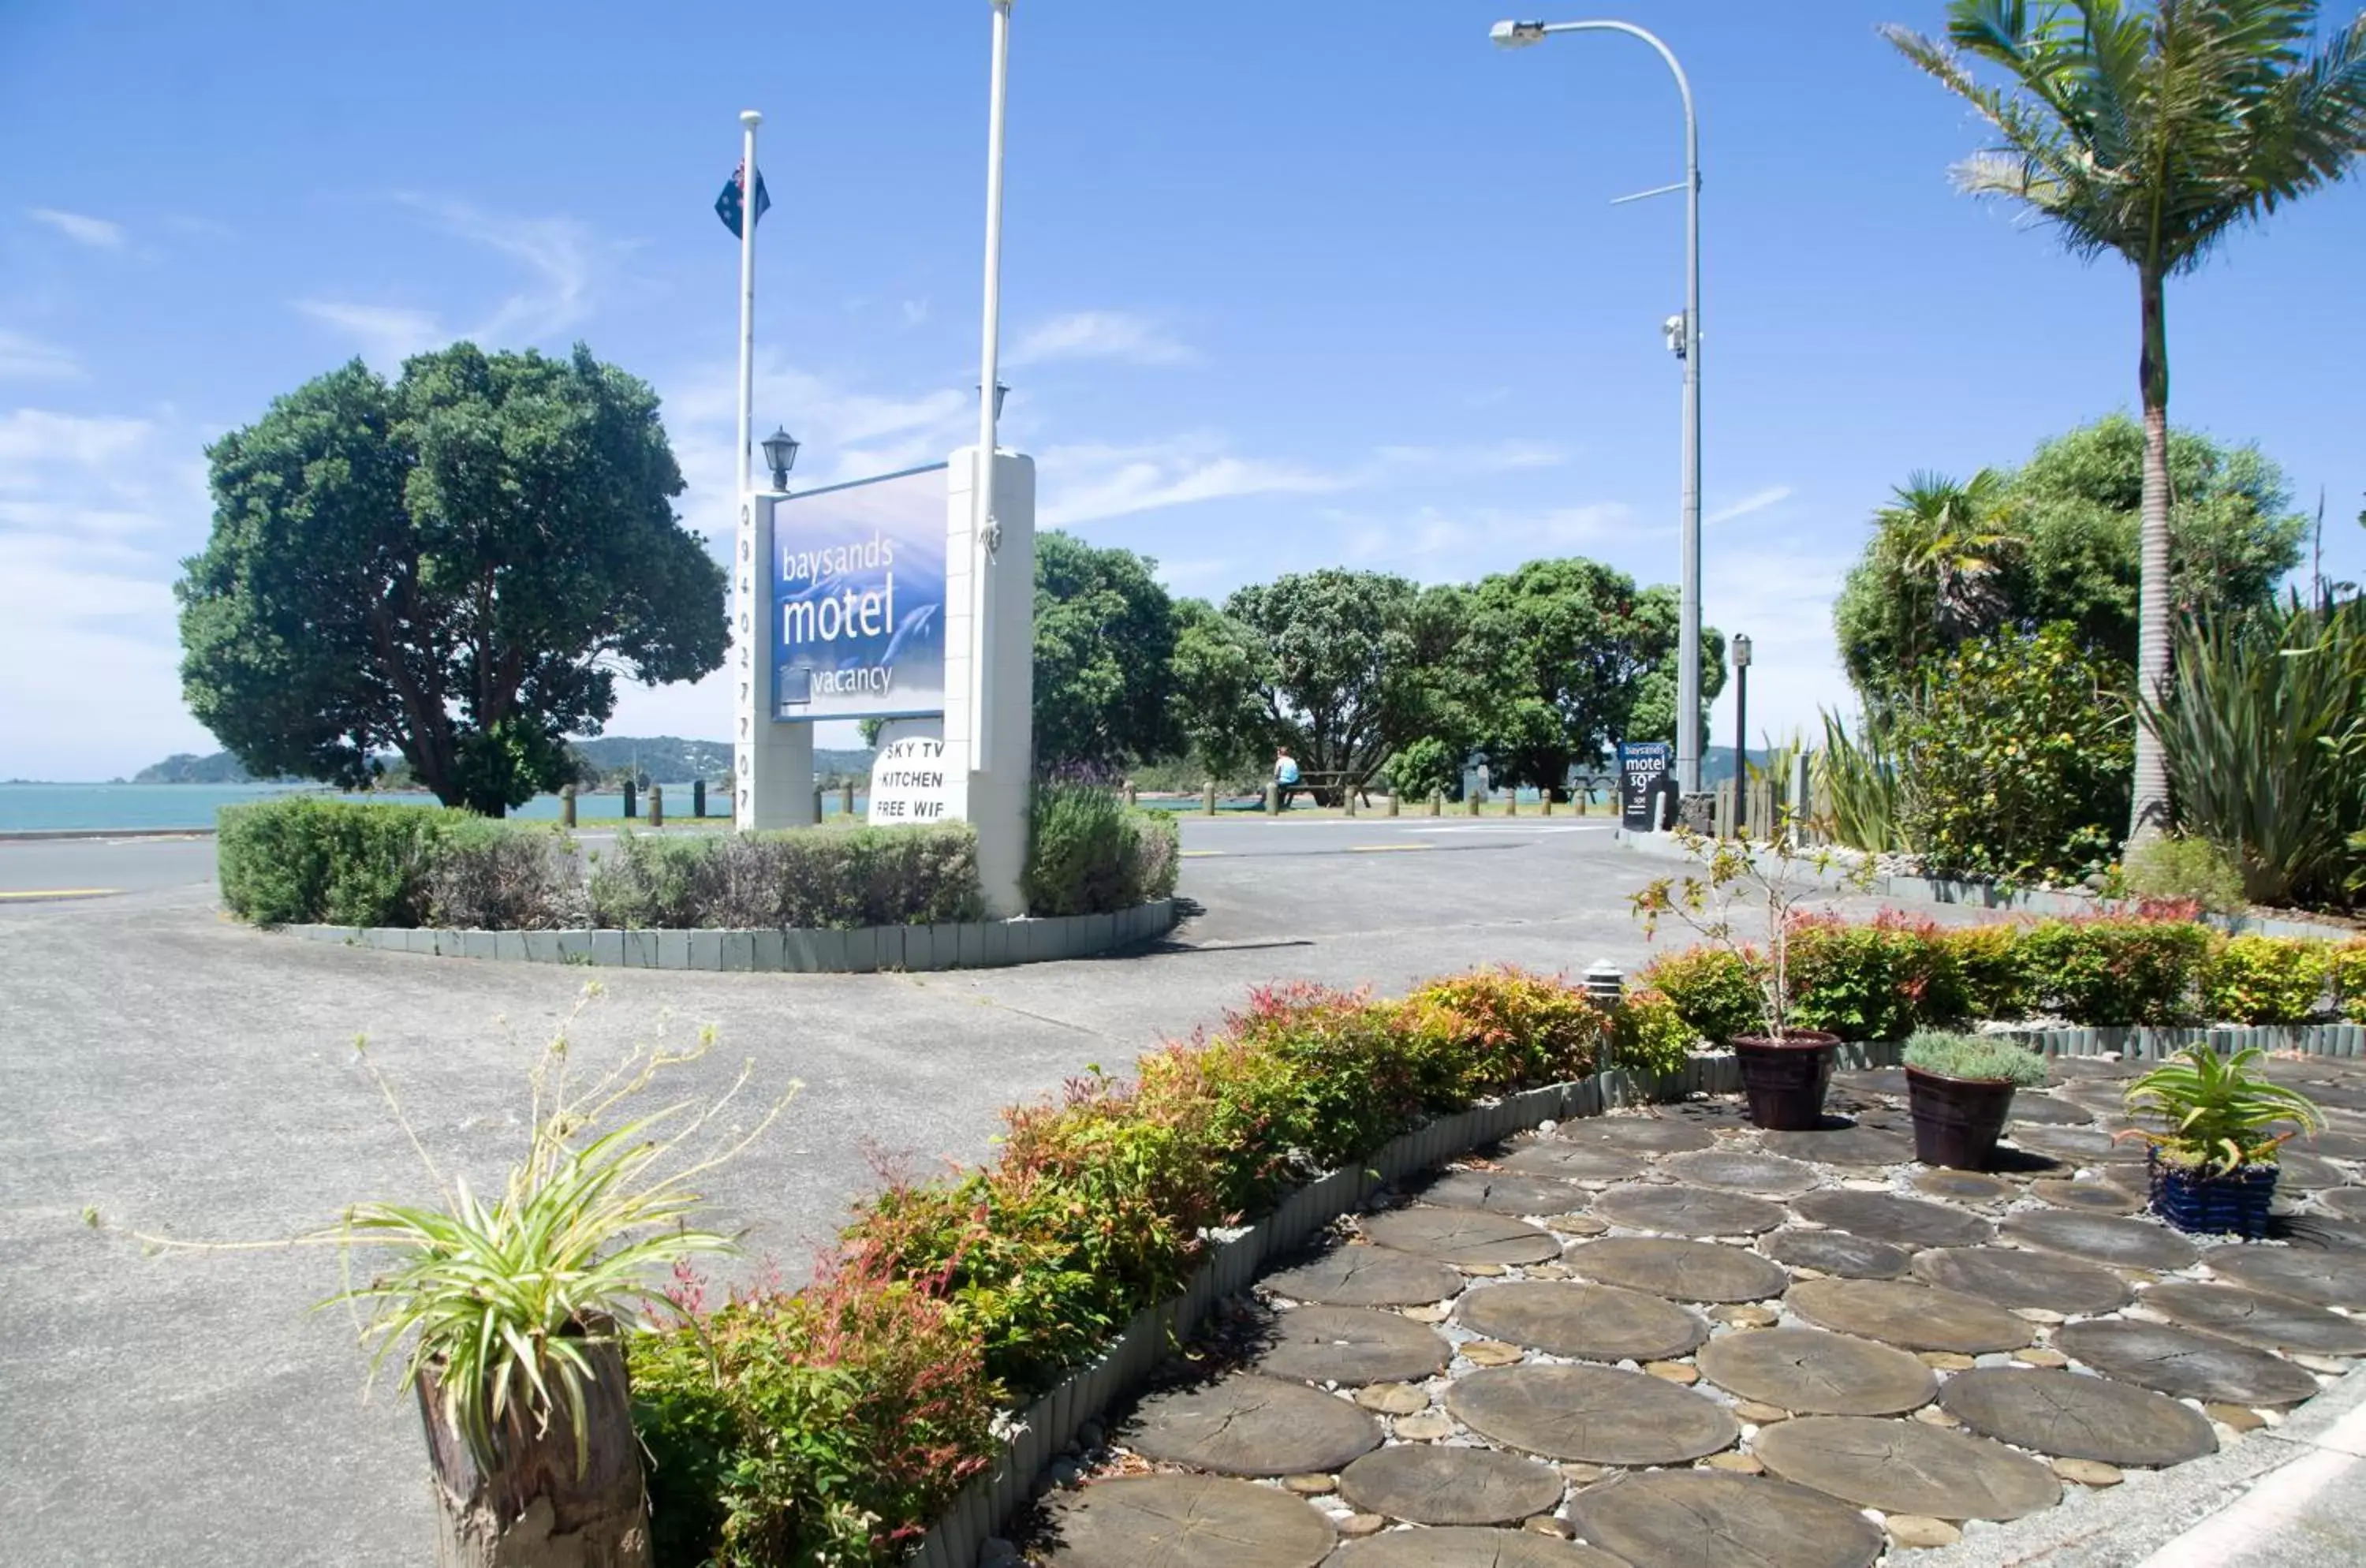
<box><xmin>177</xmin><ymin>345</ymin><xmax>726</xmax><ymax>815</ymax></box>
<box><xmin>1835</xmin><ymin>417</ymin><xmax>2308</xmax><ymax>700</ymax></box>
<box><xmin>1459</xmin><ymin>560</ymin><xmax>1719</xmax><ymax>797</ymax></box>
<box><xmin>1031</xmin><ymin>532</ymin><xmax>1181</xmax><ymax>773</ymax></box>
<box><xmin>1886</xmin><ymin>0</ymin><xmax>2366</xmax><ymax>838</ymax></box>
<box><xmin>1170</xmin><ymin>569</ymin><xmax>1446</xmax><ymax>801</ymax></box>
<box><xmin>1895</xmin><ymin>623</ymin><xmax>2136</xmax><ymax>883</ymax></box>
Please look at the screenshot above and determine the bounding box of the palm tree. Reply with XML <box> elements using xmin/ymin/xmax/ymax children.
<box><xmin>1884</xmin><ymin>1</ymin><xmax>2366</xmax><ymax>841</ymax></box>
<box><xmin>1872</xmin><ymin>468</ymin><xmax>2021</xmax><ymax>665</ymax></box>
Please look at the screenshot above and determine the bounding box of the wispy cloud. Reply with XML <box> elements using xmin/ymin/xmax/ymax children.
<box><xmin>292</xmin><ymin>196</ymin><xmax>612</xmax><ymax>368</ymax></box>
<box><xmin>0</xmin><ymin>330</ymin><xmax>83</xmax><ymax>382</ymax></box>
<box><xmin>1704</xmin><ymin>535</ymin><xmax>1860</xmax><ymax>742</ymax></box>
<box><xmin>1008</xmin><ymin>310</ymin><xmax>1195</xmax><ymax>368</ymax></box>
<box><xmin>26</xmin><ymin>207</ymin><xmax>124</xmax><ymax>250</ymax></box>
<box><xmin>900</xmin><ymin>298</ymin><xmax>930</xmax><ymax>328</ymax></box>
<box><xmin>1330</xmin><ymin>501</ymin><xmax>1635</xmax><ymax>571</ymax></box>
<box><xmin>1039</xmin><ymin>437</ymin><xmax>1357</xmax><ymax>528</ymax></box>
<box><xmin>290</xmin><ymin>301</ymin><xmax>446</xmax><ymax>368</ymax></box>
<box><xmin>0</xmin><ymin>407</ymin><xmax>215</xmax><ymax>778</ymax></box>
<box><xmin>1708</xmin><ymin>483</ymin><xmax>1795</xmax><ymax>525</ymax></box>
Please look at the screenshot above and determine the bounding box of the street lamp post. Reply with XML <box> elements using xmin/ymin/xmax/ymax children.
<box><xmin>1491</xmin><ymin>17</ymin><xmax>1704</xmax><ymax>794</ymax></box>
<box><xmin>1730</xmin><ymin>632</ymin><xmax>1751</xmax><ymax>834</ymax></box>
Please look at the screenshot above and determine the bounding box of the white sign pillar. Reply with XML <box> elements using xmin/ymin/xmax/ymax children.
<box><xmin>734</xmin><ymin>493</ymin><xmax>815</xmax><ymax>830</ymax></box>
<box><xmin>942</xmin><ymin>446</ymin><xmax>1036</xmax><ymax>917</ymax></box>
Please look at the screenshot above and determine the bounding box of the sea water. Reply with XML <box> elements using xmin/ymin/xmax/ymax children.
<box><xmin>0</xmin><ymin>782</ymin><xmax>786</xmax><ymax>833</ymax></box>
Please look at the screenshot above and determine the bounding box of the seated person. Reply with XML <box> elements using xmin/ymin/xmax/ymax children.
<box><xmin>1274</xmin><ymin>747</ymin><xmax>1302</xmax><ymax>808</ymax></box>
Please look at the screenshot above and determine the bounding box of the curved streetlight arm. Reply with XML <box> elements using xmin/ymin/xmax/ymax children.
<box><xmin>1492</xmin><ymin>17</ymin><xmax>1705</xmax><ymax>796</ymax></box>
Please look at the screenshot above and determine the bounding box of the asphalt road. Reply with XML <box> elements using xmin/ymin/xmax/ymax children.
<box><xmin>0</xmin><ymin>815</ymin><xmax>1946</xmax><ymax>1566</ymax></box>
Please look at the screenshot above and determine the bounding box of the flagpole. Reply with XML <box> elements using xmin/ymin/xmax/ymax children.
<box><xmin>736</xmin><ymin>110</ymin><xmax>761</xmax><ymax>507</ymax></box>
<box><xmin>970</xmin><ymin>1</ymin><xmax>1012</xmax><ymax>775</ymax></box>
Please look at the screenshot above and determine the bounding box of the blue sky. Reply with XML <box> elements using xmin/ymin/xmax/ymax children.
<box><xmin>3</xmin><ymin>0</ymin><xmax>2360</xmax><ymax>780</ymax></box>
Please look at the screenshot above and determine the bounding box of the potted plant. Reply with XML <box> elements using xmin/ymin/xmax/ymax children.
<box><xmin>2117</xmin><ymin>1045</ymin><xmax>2324</xmax><ymax>1239</ymax></box>
<box><xmin>1632</xmin><ymin>821</ymin><xmax>1872</xmax><ymax>1129</ymax></box>
<box><xmin>1901</xmin><ymin>1029</ymin><xmax>2047</xmax><ymax>1170</ymax></box>
<box><xmin>94</xmin><ymin>995</ymin><xmax>793</xmax><ymax>1568</ymax></box>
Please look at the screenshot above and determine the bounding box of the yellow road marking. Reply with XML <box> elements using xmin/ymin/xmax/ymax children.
<box><xmin>1181</xmin><ymin>849</ymin><xmax>1225</xmax><ymax>858</ymax></box>
<box><xmin>0</xmin><ymin>887</ymin><xmax>118</xmax><ymax>901</ymax></box>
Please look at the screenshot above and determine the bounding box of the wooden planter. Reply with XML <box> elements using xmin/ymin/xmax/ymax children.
<box><xmin>416</xmin><ymin>1331</ymin><xmax>650</xmax><ymax>1568</ymax></box>
<box><xmin>1730</xmin><ymin>1032</ymin><xmax>1841</xmax><ymax>1130</ymax></box>
<box><xmin>1905</xmin><ymin>1066</ymin><xmax>2018</xmax><ymax>1170</ymax></box>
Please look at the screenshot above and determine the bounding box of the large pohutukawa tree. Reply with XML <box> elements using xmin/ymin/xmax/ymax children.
<box><xmin>178</xmin><ymin>344</ymin><xmax>727</xmax><ymax>815</ymax></box>
<box><xmin>1884</xmin><ymin>0</ymin><xmax>2366</xmax><ymax>839</ymax></box>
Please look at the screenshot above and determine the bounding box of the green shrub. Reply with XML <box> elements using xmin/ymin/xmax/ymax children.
<box><xmin>216</xmin><ymin>796</ymin><xmax>464</xmax><ymax>927</ymax></box>
<box><xmin>2122</xmin><ymin>834</ymin><xmax>2248</xmax><ymax>916</ymax></box>
<box><xmin>1893</xmin><ymin>625</ymin><xmax>2134</xmax><ymax>885</ymax></box>
<box><xmin>2016</xmin><ymin>917</ymin><xmax>2213</xmax><ymax>1025</ymax></box>
<box><xmin>587</xmin><ymin>824</ymin><xmax>983</xmax><ymax>929</ymax></box>
<box><xmin>1609</xmin><ymin>988</ymin><xmax>1695</xmax><ymax>1077</ymax></box>
<box><xmin>424</xmin><ymin>819</ymin><xmax>585</xmax><ymax>929</ymax></box>
<box><xmin>631</xmin><ymin>1257</ymin><xmax>998</xmax><ymax>1567</ymax></box>
<box><xmin>2341</xmin><ymin>942</ymin><xmax>2366</xmax><ymax>1025</ymax></box>
<box><xmin>1901</xmin><ymin>1029</ymin><xmax>2047</xmax><ymax>1085</ymax></box>
<box><xmin>1398</xmin><ymin>968</ymin><xmax>1604</xmax><ymax>1101</ymax></box>
<box><xmin>1943</xmin><ymin>922</ymin><xmax>2036</xmax><ymax>1021</ymax></box>
<box><xmin>1636</xmin><ymin>947</ymin><xmax>1765</xmax><ymax>1045</ymax></box>
<box><xmin>1386</xmin><ymin>736</ymin><xmax>1462</xmax><ymax>802</ymax></box>
<box><xmin>1022</xmin><ymin>785</ymin><xmax>1177</xmax><ymax>916</ymax></box>
<box><xmin>1786</xmin><ymin>911</ymin><xmax>1965</xmax><ymax>1040</ymax></box>
<box><xmin>2202</xmin><ymin>935</ymin><xmax>2333</xmax><ymax>1025</ymax></box>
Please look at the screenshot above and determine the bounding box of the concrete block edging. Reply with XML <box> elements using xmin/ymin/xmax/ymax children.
<box><xmin>280</xmin><ymin>898</ymin><xmax>1179</xmax><ymax>973</ymax></box>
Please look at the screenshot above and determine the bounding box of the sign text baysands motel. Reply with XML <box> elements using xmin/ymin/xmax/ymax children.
<box><xmin>771</xmin><ymin>465</ymin><xmax>946</xmax><ymax>722</ymax></box>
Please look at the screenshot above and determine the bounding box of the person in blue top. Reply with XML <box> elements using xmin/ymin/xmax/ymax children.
<box><xmin>1274</xmin><ymin>746</ymin><xmax>1301</xmax><ymax>809</ymax></box>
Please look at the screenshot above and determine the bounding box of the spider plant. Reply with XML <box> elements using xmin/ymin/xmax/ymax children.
<box><xmin>330</xmin><ymin>1007</ymin><xmax>794</xmax><ymax>1479</ymax></box>
<box><xmin>2118</xmin><ymin>1045</ymin><xmax>2324</xmax><ymax>1174</ymax></box>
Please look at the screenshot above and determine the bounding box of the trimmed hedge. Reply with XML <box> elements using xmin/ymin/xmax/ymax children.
<box><xmin>218</xmin><ymin>798</ymin><xmax>467</xmax><ymax>928</ymax></box>
<box><xmin>1022</xmin><ymin>785</ymin><xmax>1180</xmax><ymax>917</ymax></box>
<box><xmin>219</xmin><ymin>794</ymin><xmax>1189</xmax><ymax>933</ymax></box>
<box><xmin>1639</xmin><ymin>911</ymin><xmax>2344</xmax><ymax>1043</ymax></box>
<box><xmin>629</xmin><ymin>967</ymin><xmax>1607</xmax><ymax>1565</ymax></box>
<box><xmin>586</xmin><ymin>825</ymin><xmax>983</xmax><ymax>930</ymax></box>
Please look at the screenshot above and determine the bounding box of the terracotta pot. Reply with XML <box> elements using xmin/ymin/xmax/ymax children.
<box><xmin>1905</xmin><ymin>1066</ymin><xmax>2018</xmax><ymax>1170</ymax></box>
<box><xmin>1730</xmin><ymin>1032</ymin><xmax>1841</xmax><ymax>1131</ymax></box>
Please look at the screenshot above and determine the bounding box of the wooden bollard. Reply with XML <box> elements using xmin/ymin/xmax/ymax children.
<box><xmin>560</xmin><ymin>784</ymin><xmax>577</xmax><ymax>828</ymax></box>
<box><xmin>1430</xmin><ymin>790</ymin><xmax>1443</xmax><ymax>816</ymax></box>
<box><xmin>1343</xmin><ymin>787</ymin><xmax>1357</xmax><ymax>817</ymax></box>
<box><xmin>1124</xmin><ymin>783</ymin><xmax>1138</xmax><ymax>808</ymax></box>
<box><xmin>648</xmin><ymin>784</ymin><xmax>663</xmax><ymax>828</ymax></box>
<box><xmin>1386</xmin><ymin>793</ymin><xmax>1399</xmax><ymax>817</ymax></box>
<box><xmin>1467</xmin><ymin>792</ymin><xmax>1482</xmax><ymax>816</ymax></box>
<box><xmin>840</xmin><ymin>781</ymin><xmax>856</xmax><ymax>818</ymax></box>
<box><xmin>1506</xmin><ymin>791</ymin><xmax>1517</xmax><ymax>817</ymax></box>
<box><xmin>1265</xmin><ymin>782</ymin><xmax>1279</xmax><ymax>816</ymax></box>
<box><xmin>622</xmin><ymin>779</ymin><xmax>636</xmax><ymax>819</ymax></box>
<box><xmin>692</xmin><ymin>779</ymin><xmax>706</xmax><ymax>818</ymax></box>
<box><xmin>1201</xmin><ymin>781</ymin><xmax>1217</xmax><ymax>816</ymax></box>
<box><xmin>1540</xmin><ymin>793</ymin><xmax>1553</xmax><ymax>817</ymax></box>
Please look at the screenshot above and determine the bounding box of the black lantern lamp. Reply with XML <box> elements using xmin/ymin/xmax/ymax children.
<box><xmin>760</xmin><ymin>426</ymin><xmax>800</xmax><ymax>491</ymax></box>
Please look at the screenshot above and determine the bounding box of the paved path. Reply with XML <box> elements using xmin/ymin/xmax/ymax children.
<box><xmin>0</xmin><ymin>818</ymin><xmax>1963</xmax><ymax>1566</ymax></box>
<box><xmin>1039</xmin><ymin>1067</ymin><xmax>2366</xmax><ymax>1567</ymax></box>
